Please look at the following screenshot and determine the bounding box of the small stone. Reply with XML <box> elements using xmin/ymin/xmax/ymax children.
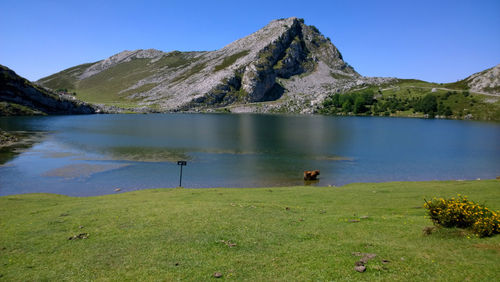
<box><xmin>363</xmin><ymin>253</ymin><xmax>377</xmax><ymax>260</ymax></box>
<box><xmin>422</xmin><ymin>226</ymin><xmax>436</xmax><ymax>235</ymax></box>
<box><xmin>360</xmin><ymin>216</ymin><xmax>369</xmax><ymax>219</ymax></box>
<box><xmin>382</xmin><ymin>259</ymin><xmax>390</xmax><ymax>264</ymax></box>
<box><xmin>354</xmin><ymin>265</ymin><xmax>366</xmax><ymax>272</ymax></box>
<box><xmin>360</xmin><ymin>255</ymin><xmax>376</xmax><ymax>264</ymax></box>
<box><xmin>285</xmin><ymin>207</ymin><xmax>290</xmax><ymax>211</ymax></box>
<box><xmin>354</xmin><ymin>260</ymin><xmax>364</xmax><ymax>266</ymax></box>
<box><xmin>79</xmin><ymin>225</ymin><xmax>84</xmax><ymax>229</ymax></box>
<box><xmin>213</xmin><ymin>272</ymin><xmax>223</xmax><ymax>278</ymax></box>
<box><xmin>114</xmin><ymin>188</ymin><xmax>121</xmax><ymax>192</ymax></box>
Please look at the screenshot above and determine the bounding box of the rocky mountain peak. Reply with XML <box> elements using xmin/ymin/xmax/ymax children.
<box><xmin>37</xmin><ymin>18</ymin><xmax>392</xmax><ymax>113</ymax></box>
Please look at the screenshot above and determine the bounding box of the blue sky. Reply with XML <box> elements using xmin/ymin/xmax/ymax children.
<box><xmin>1</xmin><ymin>0</ymin><xmax>499</xmax><ymax>82</ymax></box>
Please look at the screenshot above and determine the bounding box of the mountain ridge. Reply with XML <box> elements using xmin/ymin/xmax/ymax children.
<box><xmin>34</xmin><ymin>17</ymin><xmax>499</xmax><ymax>117</ymax></box>
<box><xmin>0</xmin><ymin>64</ymin><xmax>97</xmax><ymax>116</ymax></box>
<box><xmin>37</xmin><ymin>17</ymin><xmax>393</xmax><ymax>113</ymax></box>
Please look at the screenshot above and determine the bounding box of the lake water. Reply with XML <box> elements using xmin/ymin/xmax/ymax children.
<box><xmin>0</xmin><ymin>114</ymin><xmax>499</xmax><ymax>196</ymax></box>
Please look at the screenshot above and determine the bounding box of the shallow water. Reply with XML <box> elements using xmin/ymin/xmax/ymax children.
<box><xmin>0</xmin><ymin>114</ymin><xmax>499</xmax><ymax>196</ymax></box>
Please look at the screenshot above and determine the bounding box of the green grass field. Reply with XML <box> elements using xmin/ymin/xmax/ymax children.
<box><xmin>1</xmin><ymin>180</ymin><xmax>499</xmax><ymax>280</ymax></box>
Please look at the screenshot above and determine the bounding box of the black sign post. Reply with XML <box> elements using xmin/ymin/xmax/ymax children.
<box><xmin>177</xmin><ymin>161</ymin><xmax>187</xmax><ymax>187</ymax></box>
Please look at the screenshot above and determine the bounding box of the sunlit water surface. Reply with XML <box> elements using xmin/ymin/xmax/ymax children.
<box><xmin>1</xmin><ymin>114</ymin><xmax>499</xmax><ymax>196</ymax></box>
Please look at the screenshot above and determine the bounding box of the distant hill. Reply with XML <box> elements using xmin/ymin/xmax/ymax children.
<box><xmin>0</xmin><ymin>64</ymin><xmax>96</xmax><ymax>116</ymax></box>
<box><xmin>37</xmin><ymin>17</ymin><xmax>392</xmax><ymax>113</ymax></box>
<box><xmin>445</xmin><ymin>64</ymin><xmax>500</xmax><ymax>94</ymax></box>
<box><xmin>36</xmin><ymin>17</ymin><xmax>499</xmax><ymax>119</ymax></box>
<box><xmin>319</xmin><ymin>78</ymin><xmax>500</xmax><ymax>121</ymax></box>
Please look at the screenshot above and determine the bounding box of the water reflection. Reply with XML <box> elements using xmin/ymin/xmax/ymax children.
<box><xmin>0</xmin><ymin>131</ymin><xmax>46</xmax><ymax>164</ymax></box>
<box><xmin>0</xmin><ymin>114</ymin><xmax>499</xmax><ymax>196</ymax></box>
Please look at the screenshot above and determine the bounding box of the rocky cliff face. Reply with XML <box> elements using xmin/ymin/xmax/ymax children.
<box><xmin>465</xmin><ymin>64</ymin><xmax>500</xmax><ymax>94</ymax></box>
<box><xmin>37</xmin><ymin>17</ymin><xmax>394</xmax><ymax>113</ymax></box>
<box><xmin>0</xmin><ymin>65</ymin><xmax>96</xmax><ymax>116</ymax></box>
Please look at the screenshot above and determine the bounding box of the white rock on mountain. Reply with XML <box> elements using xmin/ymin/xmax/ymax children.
<box><xmin>38</xmin><ymin>17</ymin><xmax>395</xmax><ymax>113</ymax></box>
<box><xmin>466</xmin><ymin>63</ymin><xmax>500</xmax><ymax>94</ymax></box>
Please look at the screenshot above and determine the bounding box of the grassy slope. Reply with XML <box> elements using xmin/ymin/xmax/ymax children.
<box><xmin>37</xmin><ymin>52</ymin><xmax>202</xmax><ymax>109</ymax></box>
<box><xmin>37</xmin><ymin>62</ymin><xmax>95</xmax><ymax>91</ymax></box>
<box><xmin>1</xmin><ymin>180</ymin><xmax>499</xmax><ymax>281</ymax></box>
<box><xmin>0</xmin><ymin>101</ymin><xmax>42</xmax><ymax>116</ymax></box>
<box><xmin>342</xmin><ymin>79</ymin><xmax>500</xmax><ymax>121</ymax></box>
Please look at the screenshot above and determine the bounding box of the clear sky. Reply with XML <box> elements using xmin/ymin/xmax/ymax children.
<box><xmin>1</xmin><ymin>0</ymin><xmax>499</xmax><ymax>82</ymax></box>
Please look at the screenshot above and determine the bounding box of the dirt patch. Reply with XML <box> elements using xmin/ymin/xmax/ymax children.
<box><xmin>352</xmin><ymin>252</ymin><xmax>377</xmax><ymax>263</ymax></box>
<box><xmin>352</xmin><ymin>252</ymin><xmax>379</xmax><ymax>272</ymax></box>
<box><xmin>473</xmin><ymin>244</ymin><xmax>500</xmax><ymax>253</ymax></box>
<box><xmin>423</xmin><ymin>226</ymin><xmax>437</xmax><ymax>235</ymax></box>
<box><xmin>219</xmin><ymin>240</ymin><xmax>237</xmax><ymax>247</ymax></box>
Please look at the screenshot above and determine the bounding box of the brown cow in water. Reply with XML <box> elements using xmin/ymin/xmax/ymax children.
<box><xmin>304</xmin><ymin>170</ymin><xmax>320</xmax><ymax>180</ymax></box>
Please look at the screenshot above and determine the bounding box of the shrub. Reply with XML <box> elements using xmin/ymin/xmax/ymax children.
<box><xmin>353</xmin><ymin>97</ymin><xmax>366</xmax><ymax>114</ymax></box>
<box><xmin>416</xmin><ymin>93</ymin><xmax>438</xmax><ymax>114</ymax></box>
<box><xmin>424</xmin><ymin>195</ymin><xmax>500</xmax><ymax>237</ymax></box>
<box><xmin>310</xmin><ymin>25</ymin><xmax>320</xmax><ymax>33</ymax></box>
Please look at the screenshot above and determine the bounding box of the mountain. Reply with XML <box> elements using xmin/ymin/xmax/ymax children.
<box><xmin>37</xmin><ymin>17</ymin><xmax>392</xmax><ymax>113</ymax></box>
<box><xmin>0</xmin><ymin>64</ymin><xmax>96</xmax><ymax>116</ymax></box>
<box><xmin>446</xmin><ymin>63</ymin><xmax>500</xmax><ymax>94</ymax></box>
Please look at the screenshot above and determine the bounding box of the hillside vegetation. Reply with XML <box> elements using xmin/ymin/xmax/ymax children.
<box><xmin>1</xmin><ymin>180</ymin><xmax>499</xmax><ymax>280</ymax></box>
<box><xmin>37</xmin><ymin>52</ymin><xmax>202</xmax><ymax>109</ymax></box>
<box><xmin>318</xmin><ymin>79</ymin><xmax>500</xmax><ymax>121</ymax></box>
<box><xmin>0</xmin><ymin>65</ymin><xmax>96</xmax><ymax>116</ymax></box>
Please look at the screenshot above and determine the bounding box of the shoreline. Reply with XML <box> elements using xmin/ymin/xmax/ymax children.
<box><xmin>1</xmin><ymin>179</ymin><xmax>498</xmax><ymax>198</ymax></box>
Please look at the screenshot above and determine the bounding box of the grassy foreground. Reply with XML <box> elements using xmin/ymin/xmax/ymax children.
<box><xmin>1</xmin><ymin>180</ymin><xmax>499</xmax><ymax>281</ymax></box>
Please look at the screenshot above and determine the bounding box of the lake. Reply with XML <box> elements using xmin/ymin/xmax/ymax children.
<box><xmin>0</xmin><ymin>114</ymin><xmax>499</xmax><ymax>196</ymax></box>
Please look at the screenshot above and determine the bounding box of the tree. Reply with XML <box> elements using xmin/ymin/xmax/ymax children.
<box><xmin>342</xmin><ymin>100</ymin><xmax>353</xmax><ymax>112</ymax></box>
<box><xmin>360</xmin><ymin>90</ymin><xmax>374</xmax><ymax>105</ymax></box>
<box><xmin>416</xmin><ymin>94</ymin><xmax>438</xmax><ymax>114</ymax></box>
<box><xmin>353</xmin><ymin>97</ymin><xmax>366</xmax><ymax>114</ymax></box>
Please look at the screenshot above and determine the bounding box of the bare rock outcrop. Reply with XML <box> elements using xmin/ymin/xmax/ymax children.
<box><xmin>466</xmin><ymin>64</ymin><xmax>500</xmax><ymax>94</ymax></box>
<box><xmin>37</xmin><ymin>17</ymin><xmax>395</xmax><ymax>113</ymax></box>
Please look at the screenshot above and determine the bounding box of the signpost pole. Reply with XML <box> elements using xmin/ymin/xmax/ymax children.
<box><xmin>177</xmin><ymin>161</ymin><xmax>187</xmax><ymax>187</ymax></box>
<box><xmin>179</xmin><ymin>164</ymin><xmax>183</xmax><ymax>187</ymax></box>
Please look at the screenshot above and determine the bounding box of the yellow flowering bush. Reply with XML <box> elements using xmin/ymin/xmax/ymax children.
<box><xmin>424</xmin><ymin>195</ymin><xmax>500</xmax><ymax>237</ymax></box>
